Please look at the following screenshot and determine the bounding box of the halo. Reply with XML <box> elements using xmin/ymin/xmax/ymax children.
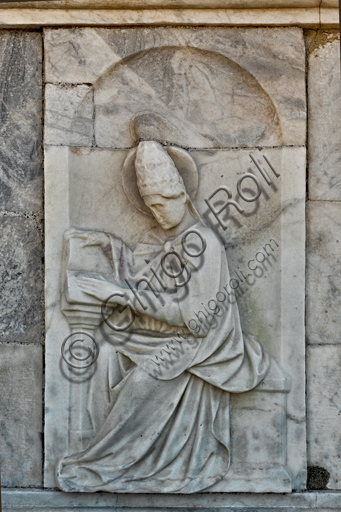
<box><xmin>122</xmin><ymin>145</ymin><xmax>199</xmax><ymax>216</ymax></box>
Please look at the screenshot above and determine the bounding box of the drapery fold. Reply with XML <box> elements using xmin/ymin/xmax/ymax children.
<box><xmin>57</xmin><ymin>222</ymin><xmax>270</xmax><ymax>493</ymax></box>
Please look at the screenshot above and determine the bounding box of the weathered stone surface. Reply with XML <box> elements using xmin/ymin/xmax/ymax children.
<box><xmin>321</xmin><ymin>0</ymin><xmax>338</xmax><ymax>5</ymax></box>
<box><xmin>0</xmin><ymin>216</ymin><xmax>43</xmax><ymax>344</ymax></box>
<box><xmin>45</xmin><ymin>84</ymin><xmax>93</xmax><ymax>146</ymax></box>
<box><xmin>44</xmin><ymin>24</ymin><xmax>306</xmax><ymax>494</ymax></box>
<box><xmin>0</xmin><ymin>31</ymin><xmax>42</xmax><ymax>211</ymax></box>
<box><xmin>44</xmin><ymin>29</ymin><xmax>120</xmax><ymax>84</ymax></box>
<box><xmin>3</xmin><ymin>489</ymin><xmax>341</xmax><ymax>511</ymax></box>
<box><xmin>320</xmin><ymin>8</ymin><xmax>339</xmax><ymax>28</ymax></box>
<box><xmin>0</xmin><ymin>0</ymin><xmax>328</xmax><ymax>8</ymax></box>
<box><xmin>307</xmin><ymin>345</ymin><xmax>341</xmax><ymax>489</ymax></box>
<box><xmin>306</xmin><ymin>201</ymin><xmax>341</xmax><ymax>344</ymax></box>
<box><xmin>44</xmin><ymin>144</ymin><xmax>306</xmax><ymax>490</ymax></box>
<box><xmin>0</xmin><ymin>344</ymin><xmax>42</xmax><ymax>487</ymax></box>
<box><xmin>44</xmin><ymin>28</ymin><xmax>306</xmax><ymax>148</ymax></box>
<box><xmin>0</xmin><ymin>7</ymin><xmax>323</xmax><ymax>29</ymax></box>
<box><xmin>308</xmin><ymin>35</ymin><xmax>341</xmax><ymax>200</ymax></box>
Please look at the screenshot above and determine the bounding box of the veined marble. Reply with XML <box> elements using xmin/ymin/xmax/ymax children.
<box><xmin>44</xmin><ymin>27</ymin><xmax>306</xmax><ymax>493</ymax></box>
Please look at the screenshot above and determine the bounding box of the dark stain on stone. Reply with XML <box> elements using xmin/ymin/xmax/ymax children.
<box><xmin>304</xmin><ymin>29</ymin><xmax>339</xmax><ymax>56</ymax></box>
<box><xmin>307</xmin><ymin>465</ymin><xmax>330</xmax><ymax>490</ymax></box>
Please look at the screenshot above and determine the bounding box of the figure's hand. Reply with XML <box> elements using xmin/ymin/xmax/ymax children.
<box><xmin>78</xmin><ymin>232</ymin><xmax>110</xmax><ymax>249</ymax></box>
<box><xmin>65</xmin><ymin>229</ymin><xmax>110</xmax><ymax>249</ymax></box>
<box><xmin>76</xmin><ymin>276</ymin><xmax>126</xmax><ymax>304</ymax></box>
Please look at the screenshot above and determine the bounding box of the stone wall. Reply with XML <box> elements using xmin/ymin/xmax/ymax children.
<box><xmin>0</xmin><ymin>31</ymin><xmax>43</xmax><ymax>488</ymax></box>
<box><xmin>0</xmin><ymin>19</ymin><xmax>340</xmax><ymax>510</ymax></box>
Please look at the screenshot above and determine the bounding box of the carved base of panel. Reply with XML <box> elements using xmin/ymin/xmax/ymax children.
<box><xmin>2</xmin><ymin>490</ymin><xmax>341</xmax><ymax>511</ymax></box>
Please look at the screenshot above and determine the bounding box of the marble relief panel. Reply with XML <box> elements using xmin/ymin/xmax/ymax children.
<box><xmin>44</xmin><ymin>27</ymin><xmax>306</xmax><ymax>493</ymax></box>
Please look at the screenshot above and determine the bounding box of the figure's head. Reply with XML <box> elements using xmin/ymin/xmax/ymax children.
<box><xmin>135</xmin><ymin>141</ymin><xmax>188</xmax><ymax>230</ymax></box>
<box><xmin>142</xmin><ymin>192</ymin><xmax>187</xmax><ymax>230</ymax></box>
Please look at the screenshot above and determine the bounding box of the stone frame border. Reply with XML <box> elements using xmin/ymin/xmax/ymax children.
<box><xmin>0</xmin><ymin>7</ymin><xmax>337</xmax><ymax>28</ymax></box>
<box><xmin>2</xmin><ymin>489</ymin><xmax>341</xmax><ymax>511</ymax></box>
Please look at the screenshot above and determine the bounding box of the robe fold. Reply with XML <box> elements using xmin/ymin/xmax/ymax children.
<box><xmin>57</xmin><ymin>222</ymin><xmax>270</xmax><ymax>493</ymax></box>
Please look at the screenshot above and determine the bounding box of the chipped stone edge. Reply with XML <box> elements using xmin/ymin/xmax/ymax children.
<box><xmin>0</xmin><ymin>7</ymin><xmax>337</xmax><ymax>28</ymax></box>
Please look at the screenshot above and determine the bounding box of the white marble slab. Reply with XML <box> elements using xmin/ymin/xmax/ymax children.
<box><xmin>308</xmin><ymin>36</ymin><xmax>341</xmax><ymax>200</ymax></box>
<box><xmin>44</xmin><ymin>27</ymin><xmax>306</xmax><ymax>148</ymax></box>
<box><xmin>307</xmin><ymin>345</ymin><xmax>341</xmax><ymax>489</ymax></box>
<box><xmin>45</xmin><ymin>84</ymin><xmax>93</xmax><ymax>146</ymax></box>
<box><xmin>44</xmin><ymin>27</ymin><xmax>306</xmax><ymax>494</ymax></box>
<box><xmin>306</xmin><ymin>201</ymin><xmax>341</xmax><ymax>344</ymax></box>
<box><xmin>44</xmin><ymin>145</ymin><xmax>306</xmax><ymax>490</ymax></box>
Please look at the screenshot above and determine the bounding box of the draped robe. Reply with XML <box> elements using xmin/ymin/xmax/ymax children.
<box><xmin>57</xmin><ymin>222</ymin><xmax>270</xmax><ymax>493</ymax></box>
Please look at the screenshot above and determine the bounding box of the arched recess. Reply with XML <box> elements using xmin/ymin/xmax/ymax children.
<box><xmin>73</xmin><ymin>45</ymin><xmax>282</xmax><ymax>149</ymax></box>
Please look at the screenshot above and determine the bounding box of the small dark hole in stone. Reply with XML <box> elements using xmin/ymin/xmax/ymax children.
<box><xmin>307</xmin><ymin>466</ymin><xmax>330</xmax><ymax>490</ymax></box>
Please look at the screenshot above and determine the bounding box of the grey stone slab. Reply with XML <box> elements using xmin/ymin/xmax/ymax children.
<box><xmin>307</xmin><ymin>345</ymin><xmax>341</xmax><ymax>490</ymax></box>
<box><xmin>0</xmin><ymin>31</ymin><xmax>42</xmax><ymax>211</ymax></box>
<box><xmin>44</xmin><ymin>28</ymin><xmax>305</xmax><ymax>148</ymax></box>
<box><xmin>0</xmin><ymin>216</ymin><xmax>43</xmax><ymax>344</ymax></box>
<box><xmin>0</xmin><ymin>344</ymin><xmax>42</xmax><ymax>487</ymax></box>
<box><xmin>306</xmin><ymin>201</ymin><xmax>341</xmax><ymax>344</ymax></box>
<box><xmin>45</xmin><ymin>84</ymin><xmax>93</xmax><ymax>146</ymax></box>
<box><xmin>308</xmin><ymin>35</ymin><xmax>341</xmax><ymax>200</ymax></box>
<box><xmin>316</xmin><ymin>490</ymin><xmax>341</xmax><ymax>508</ymax></box>
<box><xmin>0</xmin><ymin>489</ymin><xmax>329</xmax><ymax>510</ymax></box>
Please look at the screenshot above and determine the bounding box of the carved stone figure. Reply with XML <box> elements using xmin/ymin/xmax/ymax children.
<box><xmin>56</xmin><ymin>140</ymin><xmax>273</xmax><ymax>493</ymax></box>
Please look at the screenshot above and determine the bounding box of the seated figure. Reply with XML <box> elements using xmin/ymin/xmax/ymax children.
<box><xmin>57</xmin><ymin>141</ymin><xmax>270</xmax><ymax>493</ymax></box>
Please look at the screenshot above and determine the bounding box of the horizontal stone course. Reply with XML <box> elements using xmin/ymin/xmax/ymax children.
<box><xmin>0</xmin><ymin>8</ymin><xmax>338</xmax><ymax>29</ymax></box>
<box><xmin>2</xmin><ymin>489</ymin><xmax>341</xmax><ymax>510</ymax></box>
<box><xmin>0</xmin><ymin>0</ymin><xmax>337</xmax><ymax>9</ymax></box>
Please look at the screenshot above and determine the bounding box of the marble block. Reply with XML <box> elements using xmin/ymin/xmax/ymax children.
<box><xmin>0</xmin><ymin>344</ymin><xmax>42</xmax><ymax>487</ymax></box>
<box><xmin>4</xmin><ymin>489</ymin><xmax>341</xmax><ymax>512</ymax></box>
<box><xmin>0</xmin><ymin>0</ymin><xmax>329</xmax><ymax>8</ymax></box>
<box><xmin>44</xmin><ymin>144</ymin><xmax>306</xmax><ymax>492</ymax></box>
<box><xmin>44</xmin><ymin>27</ymin><xmax>306</xmax><ymax>148</ymax></box>
<box><xmin>44</xmin><ymin>26</ymin><xmax>306</xmax><ymax>494</ymax></box>
<box><xmin>308</xmin><ymin>35</ymin><xmax>341</xmax><ymax>200</ymax></box>
<box><xmin>0</xmin><ymin>216</ymin><xmax>43</xmax><ymax>344</ymax></box>
<box><xmin>45</xmin><ymin>84</ymin><xmax>93</xmax><ymax>146</ymax></box>
<box><xmin>307</xmin><ymin>345</ymin><xmax>341</xmax><ymax>489</ymax></box>
<box><xmin>0</xmin><ymin>31</ymin><xmax>42</xmax><ymax>211</ymax></box>
<box><xmin>306</xmin><ymin>201</ymin><xmax>341</xmax><ymax>344</ymax></box>
<box><xmin>44</xmin><ymin>28</ymin><xmax>121</xmax><ymax>84</ymax></box>
<box><xmin>0</xmin><ymin>7</ymin><xmax>323</xmax><ymax>29</ymax></box>
<box><xmin>321</xmin><ymin>0</ymin><xmax>339</xmax><ymax>5</ymax></box>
